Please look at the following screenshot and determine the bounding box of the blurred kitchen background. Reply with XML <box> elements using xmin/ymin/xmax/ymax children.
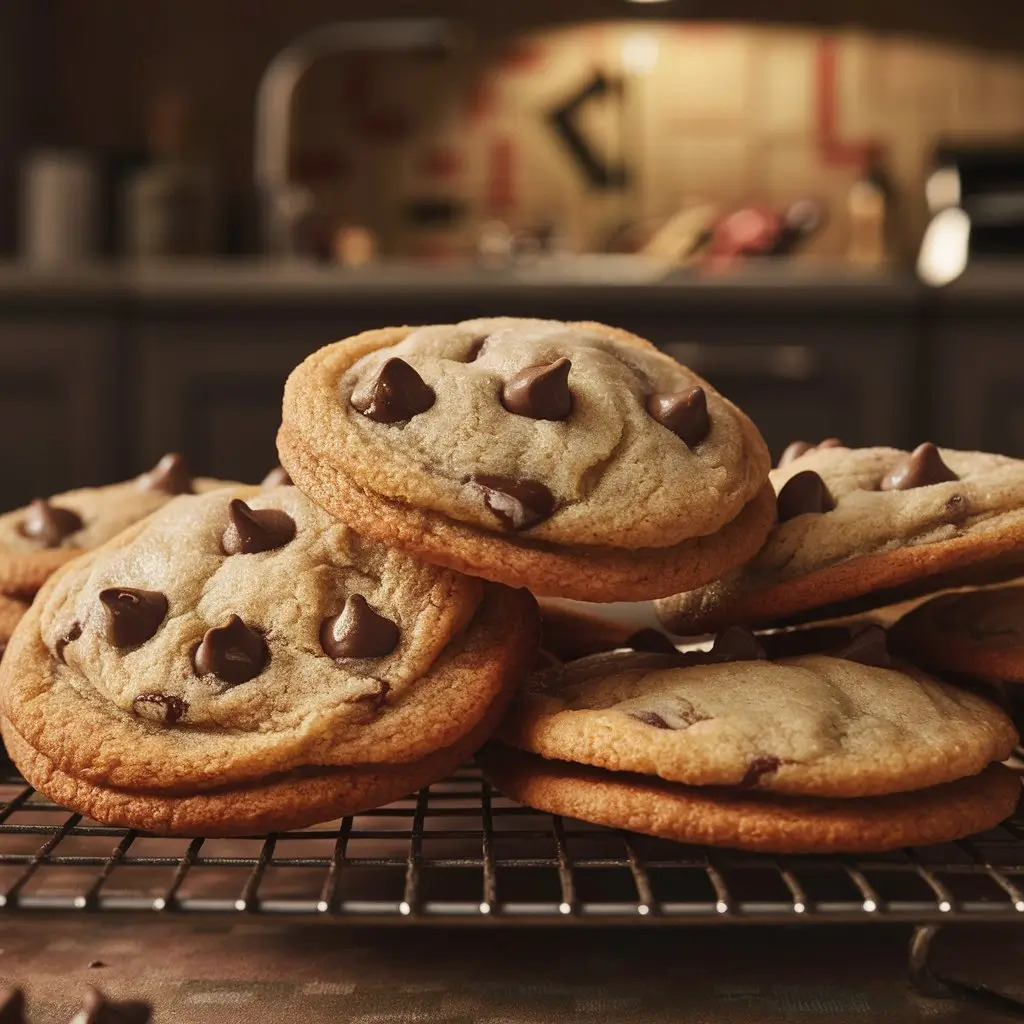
<box><xmin>1</xmin><ymin>0</ymin><xmax>1023</xmax><ymax>507</ymax></box>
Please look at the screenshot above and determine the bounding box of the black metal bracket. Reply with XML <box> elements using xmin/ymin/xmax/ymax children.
<box><xmin>546</xmin><ymin>70</ymin><xmax>628</xmax><ymax>190</ymax></box>
<box><xmin>909</xmin><ymin>924</ymin><xmax>1024</xmax><ymax>1019</ymax></box>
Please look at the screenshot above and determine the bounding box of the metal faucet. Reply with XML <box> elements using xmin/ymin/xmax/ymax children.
<box><xmin>254</xmin><ymin>19</ymin><xmax>463</xmax><ymax>257</ymax></box>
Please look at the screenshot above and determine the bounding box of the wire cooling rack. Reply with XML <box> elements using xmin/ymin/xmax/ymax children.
<box><xmin>1</xmin><ymin>745</ymin><xmax>1022</xmax><ymax>925</ymax></box>
<box><xmin>3</xmin><ymin>745</ymin><xmax>1024</xmax><ymax>1015</ymax></box>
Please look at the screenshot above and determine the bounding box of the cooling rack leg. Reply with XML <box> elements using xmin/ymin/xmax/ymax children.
<box><xmin>908</xmin><ymin>925</ymin><xmax>1024</xmax><ymax>1019</ymax></box>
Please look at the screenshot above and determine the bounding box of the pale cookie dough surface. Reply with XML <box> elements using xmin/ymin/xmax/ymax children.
<box><xmin>0</xmin><ymin>461</ymin><xmax>236</xmax><ymax>598</ymax></box>
<box><xmin>480</xmin><ymin>745</ymin><xmax>1021</xmax><ymax>854</ymax></box>
<box><xmin>657</xmin><ymin>445</ymin><xmax>1024</xmax><ymax>631</ymax></box>
<box><xmin>890</xmin><ymin>585</ymin><xmax>1024</xmax><ymax>684</ymax></box>
<box><xmin>0</xmin><ymin>485</ymin><xmax>538</xmax><ymax>793</ymax></box>
<box><xmin>497</xmin><ymin>649</ymin><xmax>1017</xmax><ymax>797</ymax></box>
<box><xmin>281</xmin><ymin>319</ymin><xmax>770</xmax><ymax>549</ymax></box>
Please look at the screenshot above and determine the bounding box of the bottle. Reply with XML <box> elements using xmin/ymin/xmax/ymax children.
<box><xmin>121</xmin><ymin>91</ymin><xmax>217</xmax><ymax>259</ymax></box>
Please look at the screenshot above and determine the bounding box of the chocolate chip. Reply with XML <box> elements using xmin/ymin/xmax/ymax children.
<box><xmin>628</xmin><ymin>710</ymin><xmax>672</xmax><ymax>729</ymax></box>
<box><xmin>99</xmin><ymin>588</ymin><xmax>168</xmax><ymax>648</ymax></box>
<box><xmin>132</xmin><ymin>693</ymin><xmax>188</xmax><ymax>726</ymax></box>
<box><xmin>88</xmin><ymin>961</ymin><xmax>106</xmax><ymax>969</ymax></box>
<box><xmin>472</xmin><ymin>475</ymin><xmax>556</xmax><ymax>531</ymax></box>
<box><xmin>56</xmin><ymin>621</ymin><xmax>83</xmax><ymax>663</ymax></box>
<box><xmin>222</xmin><ymin>499</ymin><xmax>296</xmax><ymax>555</ymax></box>
<box><xmin>350</xmin><ymin>358</ymin><xmax>436</xmax><ymax>423</ymax></box>
<box><xmin>261</xmin><ymin>465</ymin><xmax>292</xmax><ymax>487</ymax></box>
<box><xmin>501</xmin><ymin>358</ymin><xmax>573</xmax><ymax>420</ymax></box>
<box><xmin>881</xmin><ymin>442</ymin><xmax>957</xmax><ymax>491</ymax></box>
<box><xmin>646</xmin><ymin>387</ymin><xmax>710</xmax><ymax>447</ymax></box>
<box><xmin>710</xmin><ymin>625</ymin><xmax>768</xmax><ymax>663</ymax></box>
<box><xmin>740</xmin><ymin>755</ymin><xmax>781</xmax><ymax>788</ymax></box>
<box><xmin>945</xmin><ymin>493</ymin><xmax>970</xmax><ymax>522</ymax></box>
<box><xmin>137</xmin><ymin>452</ymin><xmax>193</xmax><ymax>494</ymax></box>
<box><xmin>193</xmin><ymin>615</ymin><xmax>268</xmax><ymax>685</ymax></box>
<box><xmin>76</xmin><ymin>985</ymin><xmax>152</xmax><ymax>1024</ymax></box>
<box><xmin>536</xmin><ymin>648</ymin><xmax>562</xmax><ymax>670</ymax></box>
<box><xmin>353</xmin><ymin>678</ymin><xmax>391</xmax><ymax>711</ymax></box>
<box><xmin>19</xmin><ymin>499</ymin><xmax>83</xmax><ymax>548</ymax></box>
<box><xmin>626</xmin><ymin>628</ymin><xmax>678</xmax><ymax>654</ymax></box>
<box><xmin>776</xmin><ymin>470</ymin><xmax>834</xmax><ymax>522</ymax></box>
<box><xmin>0</xmin><ymin>988</ymin><xmax>26</xmax><ymax>1024</ymax></box>
<box><xmin>833</xmin><ymin>624</ymin><xmax>891</xmax><ymax>668</ymax></box>
<box><xmin>0</xmin><ymin>642</ymin><xmax>6</xmax><ymax>664</ymax></box>
<box><xmin>778</xmin><ymin>438</ymin><xmax>843</xmax><ymax>468</ymax></box>
<box><xmin>320</xmin><ymin>595</ymin><xmax>400</xmax><ymax>660</ymax></box>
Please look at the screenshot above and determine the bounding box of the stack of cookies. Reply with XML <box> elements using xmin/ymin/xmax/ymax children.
<box><xmin>0</xmin><ymin>317</ymin><xmax>1019</xmax><ymax>851</ymax></box>
<box><xmin>0</xmin><ymin>455</ymin><xmax>231</xmax><ymax>659</ymax></box>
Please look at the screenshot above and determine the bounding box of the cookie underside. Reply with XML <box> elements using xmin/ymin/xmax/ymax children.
<box><xmin>890</xmin><ymin>588</ymin><xmax>1024</xmax><ymax>685</ymax></box>
<box><xmin>3</xmin><ymin>687</ymin><xmax>511</xmax><ymax>837</ymax></box>
<box><xmin>479</xmin><ymin>744</ymin><xmax>1020</xmax><ymax>854</ymax></box>
<box><xmin>280</xmin><ymin>423</ymin><xmax>776</xmax><ymax>602</ymax></box>
<box><xmin>658</xmin><ymin>524</ymin><xmax>1024</xmax><ymax>633</ymax></box>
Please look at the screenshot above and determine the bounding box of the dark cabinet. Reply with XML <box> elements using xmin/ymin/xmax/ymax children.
<box><xmin>0</xmin><ymin>319</ymin><xmax>117</xmax><ymax>508</ymax></box>
<box><xmin>931</xmin><ymin>305</ymin><xmax>1024</xmax><ymax>457</ymax></box>
<box><xmin>134</xmin><ymin>317</ymin><xmax>382</xmax><ymax>484</ymax></box>
<box><xmin>635</xmin><ymin>309</ymin><xmax>918</xmax><ymax>458</ymax></box>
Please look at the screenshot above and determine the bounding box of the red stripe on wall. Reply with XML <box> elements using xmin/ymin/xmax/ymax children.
<box><xmin>816</xmin><ymin>36</ymin><xmax>883</xmax><ymax>168</ymax></box>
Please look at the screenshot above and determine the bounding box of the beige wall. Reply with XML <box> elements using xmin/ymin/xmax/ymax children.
<box><xmin>46</xmin><ymin>7</ymin><xmax>1024</xmax><ymax>258</ymax></box>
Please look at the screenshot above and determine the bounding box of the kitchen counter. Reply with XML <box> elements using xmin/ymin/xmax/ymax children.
<box><xmin>0</xmin><ymin>259</ymin><xmax>920</xmax><ymax>310</ymax></box>
<box><xmin>2</xmin><ymin>916</ymin><xmax>1020</xmax><ymax>1022</ymax></box>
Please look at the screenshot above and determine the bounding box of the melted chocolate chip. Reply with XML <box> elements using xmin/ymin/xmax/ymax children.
<box><xmin>320</xmin><ymin>595</ymin><xmax>400</xmax><ymax>660</ymax></box>
<box><xmin>56</xmin><ymin>621</ymin><xmax>83</xmax><ymax>663</ymax></box>
<box><xmin>626</xmin><ymin>628</ymin><xmax>679</xmax><ymax>654</ymax></box>
<box><xmin>137</xmin><ymin>452</ymin><xmax>193</xmax><ymax>494</ymax></box>
<box><xmin>76</xmin><ymin>985</ymin><xmax>152</xmax><ymax>1024</ymax></box>
<box><xmin>646</xmin><ymin>387</ymin><xmax>710</xmax><ymax>447</ymax></box>
<box><xmin>501</xmin><ymin>358</ymin><xmax>573</xmax><ymax>420</ymax></box>
<box><xmin>222</xmin><ymin>499</ymin><xmax>296</xmax><ymax>555</ymax></box>
<box><xmin>881</xmin><ymin>443</ymin><xmax>957</xmax><ymax>491</ymax></box>
<box><xmin>710</xmin><ymin>626</ymin><xmax>768</xmax><ymax>663</ymax></box>
<box><xmin>628</xmin><ymin>710</ymin><xmax>672</xmax><ymax>729</ymax></box>
<box><xmin>132</xmin><ymin>693</ymin><xmax>188</xmax><ymax>726</ymax></box>
<box><xmin>776</xmin><ymin>470</ymin><xmax>834</xmax><ymax>522</ymax></box>
<box><xmin>833</xmin><ymin>624</ymin><xmax>891</xmax><ymax>668</ymax></box>
<box><xmin>0</xmin><ymin>642</ymin><xmax>6</xmax><ymax>664</ymax></box>
<box><xmin>261</xmin><ymin>465</ymin><xmax>292</xmax><ymax>487</ymax></box>
<box><xmin>350</xmin><ymin>358</ymin><xmax>436</xmax><ymax>423</ymax></box>
<box><xmin>740</xmin><ymin>755</ymin><xmax>781</xmax><ymax>788</ymax></box>
<box><xmin>19</xmin><ymin>499</ymin><xmax>83</xmax><ymax>548</ymax></box>
<box><xmin>193</xmin><ymin>615</ymin><xmax>268</xmax><ymax>685</ymax></box>
<box><xmin>472</xmin><ymin>475</ymin><xmax>556</xmax><ymax>531</ymax></box>
<box><xmin>0</xmin><ymin>988</ymin><xmax>26</xmax><ymax>1024</ymax></box>
<box><xmin>99</xmin><ymin>588</ymin><xmax>168</xmax><ymax>648</ymax></box>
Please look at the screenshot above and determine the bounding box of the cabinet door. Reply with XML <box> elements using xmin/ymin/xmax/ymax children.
<box><xmin>135</xmin><ymin>319</ymin><xmax>371</xmax><ymax>484</ymax></box>
<box><xmin>0</xmin><ymin>320</ymin><xmax>116</xmax><ymax>508</ymax></box>
<box><xmin>630</xmin><ymin>316</ymin><xmax>917</xmax><ymax>460</ymax></box>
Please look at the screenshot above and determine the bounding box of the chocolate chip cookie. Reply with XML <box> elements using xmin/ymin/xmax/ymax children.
<box><xmin>480</xmin><ymin>745</ymin><xmax>1018</xmax><ymax>855</ymax></box>
<box><xmin>278</xmin><ymin>318</ymin><xmax>774</xmax><ymax>601</ymax></box>
<box><xmin>0</xmin><ymin>595</ymin><xmax>28</xmax><ymax>662</ymax></box>
<box><xmin>495</xmin><ymin>627</ymin><xmax>1015</xmax><ymax>797</ymax></box>
<box><xmin>0</xmin><ymin>454</ymin><xmax>234</xmax><ymax>600</ymax></box>
<box><xmin>890</xmin><ymin>585</ymin><xmax>1024</xmax><ymax>685</ymax></box>
<box><xmin>657</xmin><ymin>443</ymin><xmax>1024</xmax><ymax>632</ymax></box>
<box><xmin>482</xmin><ymin>626</ymin><xmax>1019</xmax><ymax>852</ymax></box>
<box><xmin>0</xmin><ymin>485</ymin><xmax>538</xmax><ymax>835</ymax></box>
